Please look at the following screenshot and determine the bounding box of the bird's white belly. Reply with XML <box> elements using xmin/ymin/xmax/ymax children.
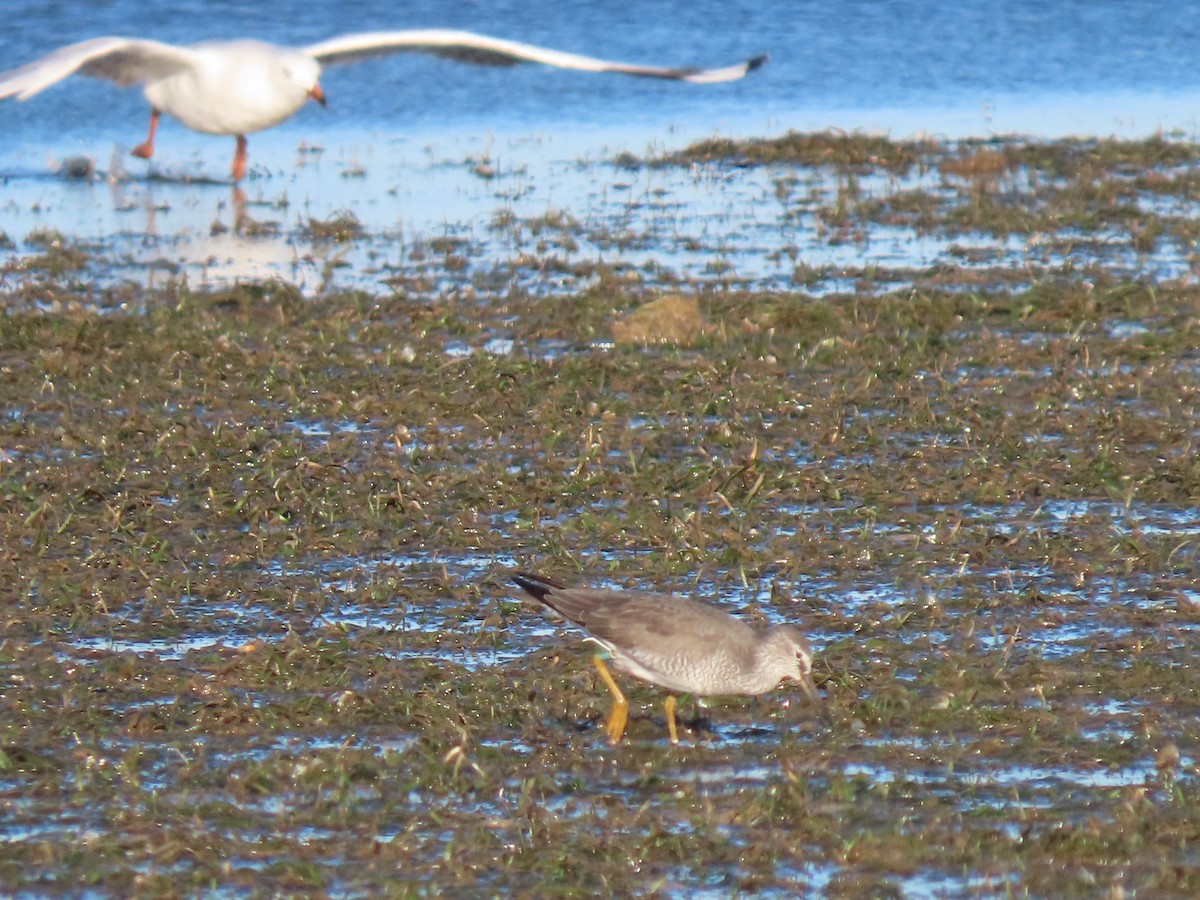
<box><xmin>143</xmin><ymin>66</ymin><xmax>304</xmax><ymax>136</ymax></box>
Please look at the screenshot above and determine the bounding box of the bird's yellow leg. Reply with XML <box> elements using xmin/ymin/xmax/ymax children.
<box><xmin>593</xmin><ymin>654</ymin><xmax>628</xmax><ymax>744</ymax></box>
<box><xmin>664</xmin><ymin>695</ymin><xmax>680</xmax><ymax>745</ymax></box>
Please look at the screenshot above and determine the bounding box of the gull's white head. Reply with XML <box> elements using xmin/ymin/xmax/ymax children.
<box><xmin>278</xmin><ymin>53</ymin><xmax>325</xmax><ymax>108</ymax></box>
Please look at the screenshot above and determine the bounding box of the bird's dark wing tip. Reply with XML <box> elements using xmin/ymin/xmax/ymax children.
<box><xmin>512</xmin><ymin>570</ymin><xmax>568</xmax><ymax>600</ymax></box>
<box><xmin>746</xmin><ymin>53</ymin><xmax>770</xmax><ymax>73</ymax></box>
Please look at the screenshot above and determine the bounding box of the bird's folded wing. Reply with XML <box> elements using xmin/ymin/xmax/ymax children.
<box><xmin>304</xmin><ymin>29</ymin><xmax>766</xmax><ymax>83</ymax></box>
<box><xmin>0</xmin><ymin>37</ymin><xmax>199</xmax><ymax>100</ymax></box>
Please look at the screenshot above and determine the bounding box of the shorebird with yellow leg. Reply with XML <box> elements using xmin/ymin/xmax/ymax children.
<box><xmin>512</xmin><ymin>571</ymin><xmax>822</xmax><ymax>744</ymax></box>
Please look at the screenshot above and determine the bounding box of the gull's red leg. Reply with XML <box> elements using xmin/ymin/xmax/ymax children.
<box><xmin>231</xmin><ymin>135</ymin><xmax>248</xmax><ymax>182</ymax></box>
<box><xmin>131</xmin><ymin>109</ymin><xmax>160</xmax><ymax>160</ymax></box>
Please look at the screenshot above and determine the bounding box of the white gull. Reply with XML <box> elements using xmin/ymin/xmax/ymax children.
<box><xmin>0</xmin><ymin>29</ymin><xmax>767</xmax><ymax>181</ymax></box>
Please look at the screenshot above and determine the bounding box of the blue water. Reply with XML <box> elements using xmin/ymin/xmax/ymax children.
<box><xmin>3</xmin><ymin>0</ymin><xmax>1200</xmax><ymax>295</ymax></box>
<box><xmin>3</xmin><ymin>0</ymin><xmax>1200</xmax><ymax>157</ymax></box>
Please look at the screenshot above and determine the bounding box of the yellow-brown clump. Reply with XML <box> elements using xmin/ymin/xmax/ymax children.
<box><xmin>611</xmin><ymin>294</ymin><xmax>709</xmax><ymax>346</ymax></box>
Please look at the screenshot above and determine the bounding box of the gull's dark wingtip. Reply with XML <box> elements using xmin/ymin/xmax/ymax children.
<box><xmin>746</xmin><ymin>53</ymin><xmax>770</xmax><ymax>73</ymax></box>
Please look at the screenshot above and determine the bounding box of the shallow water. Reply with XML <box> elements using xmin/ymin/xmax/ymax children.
<box><xmin>6</xmin><ymin>1</ymin><xmax>1200</xmax><ymax>295</ymax></box>
<box><xmin>5</xmin><ymin>0</ymin><xmax>1200</xmax><ymax>147</ymax></box>
<box><xmin>5</xmin><ymin>128</ymin><xmax>1200</xmax><ymax>300</ymax></box>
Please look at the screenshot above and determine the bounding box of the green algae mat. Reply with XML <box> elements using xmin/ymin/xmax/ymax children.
<box><xmin>1</xmin><ymin>132</ymin><xmax>1199</xmax><ymax>896</ymax></box>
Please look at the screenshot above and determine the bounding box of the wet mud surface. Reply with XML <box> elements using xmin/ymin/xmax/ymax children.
<box><xmin>1</xmin><ymin>131</ymin><xmax>1199</xmax><ymax>896</ymax></box>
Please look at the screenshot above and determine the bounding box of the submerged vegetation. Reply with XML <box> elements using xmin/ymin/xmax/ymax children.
<box><xmin>0</xmin><ymin>131</ymin><xmax>1198</xmax><ymax>894</ymax></box>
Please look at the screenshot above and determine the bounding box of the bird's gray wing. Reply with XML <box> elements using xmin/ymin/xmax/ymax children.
<box><xmin>551</xmin><ymin>589</ymin><xmax>752</xmax><ymax>646</ymax></box>
<box><xmin>304</xmin><ymin>29</ymin><xmax>767</xmax><ymax>84</ymax></box>
<box><xmin>0</xmin><ymin>37</ymin><xmax>200</xmax><ymax>101</ymax></box>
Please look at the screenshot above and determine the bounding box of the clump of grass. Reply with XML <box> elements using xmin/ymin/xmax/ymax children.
<box><xmin>611</xmin><ymin>294</ymin><xmax>709</xmax><ymax>345</ymax></box>
<box><xmin>655</xmin><ymin>130</ymin><xmax>940</xmax><ymax>173</ymax></box>
<box><xmin>306</xmin><ymin>211</ymin><xmax>364</xmax><ymax>242</ymax></box>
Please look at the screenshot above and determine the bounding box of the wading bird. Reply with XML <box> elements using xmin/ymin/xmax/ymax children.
<box><xmin>512</xmin><ymin>572</ymin><xmax>820</xmax><ymax>745</ymax></box>
<box><xmin>0</xmin><ymin>29</ymin><xmax>767</xmax><ymax>181</ymax></box>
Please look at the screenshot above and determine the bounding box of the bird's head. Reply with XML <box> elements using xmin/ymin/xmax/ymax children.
<box><xmin>279</xmin><ymin>54</ymin><xmax>325</xmax><ymax>107</ymax></box>
<box><xmin>770</xmin><ymin>626</ymin><xmax>821</xmax><ymax>706</ymax></box>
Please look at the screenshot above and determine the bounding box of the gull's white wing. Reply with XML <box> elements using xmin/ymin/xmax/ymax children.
<box><xmin>0</xmin><ymin>37</ymin><xmax>200</xmax><ymax>101</ymax></box>
<box><xmin>304</xmin><ymin>29</ymin><xmax>767</xmax><ymax>84</ymax></box>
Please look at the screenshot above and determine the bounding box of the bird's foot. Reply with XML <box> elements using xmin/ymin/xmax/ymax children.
<box><xmin>605</xmin><ymin>700</ymin><xmax>629</xmax><ymax>745</ymax></box>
